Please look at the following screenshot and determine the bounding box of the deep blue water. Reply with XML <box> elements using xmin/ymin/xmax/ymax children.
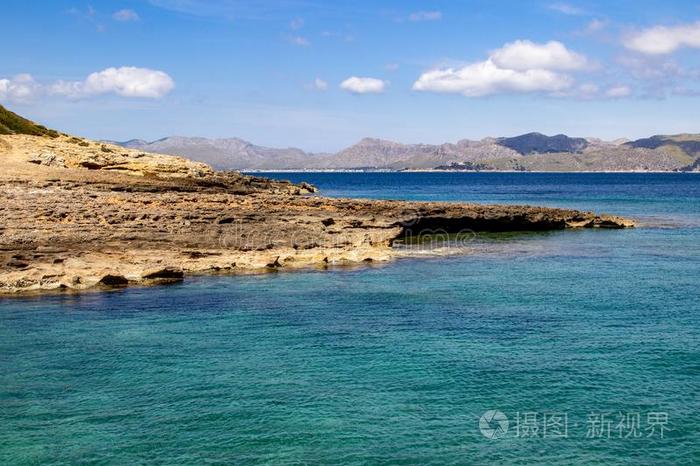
<box><xmin>1</xmin><ymin>173</ymin><xmax>699</xmax><ymax>464</ymax></box>
<box><xmin>265</xmin><ymin>172</ymin><xmax>700</xmax><ymax>227</ymax></box>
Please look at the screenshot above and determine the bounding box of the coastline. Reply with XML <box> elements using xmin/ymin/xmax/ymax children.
<box><xmin>242</xmin><ymin>169</ymin><xmax>698</xmax><ymax>174</ymax></box>
<box><xmin>0</xmin><ymin>133</ymin><xmax>635</xmax><ymax>296</ymax></box>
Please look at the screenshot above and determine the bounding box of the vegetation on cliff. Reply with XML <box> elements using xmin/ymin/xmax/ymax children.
<box><xmin>0</xmin><ymin>104</ymin><xmax>59</xmax><ymax>137</ymax></box>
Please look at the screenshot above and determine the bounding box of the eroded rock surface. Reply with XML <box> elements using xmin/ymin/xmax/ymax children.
<box><xmin>0</xmin><ymin>134</ymin><xmax>633</xmax><ymax>294</ymax></box>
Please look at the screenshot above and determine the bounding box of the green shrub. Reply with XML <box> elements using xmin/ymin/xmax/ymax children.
<box><xmin>0</xmin><ymin>104</ymin><xmax>58</xmax><ymax>137</ymax></box>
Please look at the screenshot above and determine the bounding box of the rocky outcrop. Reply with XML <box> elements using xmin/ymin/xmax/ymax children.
<box><xmin>0</xmin><ymin>132</ymin><xmax>633</xmax><ymax>295</ymax></box>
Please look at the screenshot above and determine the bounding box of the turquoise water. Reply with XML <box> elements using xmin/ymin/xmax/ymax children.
<box><xmin>2</xmin><ymin>173</ymin><xmax>699</xmax><ymax>464</ymax></box>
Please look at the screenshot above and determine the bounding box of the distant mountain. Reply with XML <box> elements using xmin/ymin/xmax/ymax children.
<box><xmin>625</xmin><ymin>134</ymin><xmax>700</xmax><ymax>156</ymax></box>
<box><xmin>498</xmin><ymin>132</ymin><xmax>588</xmax><ymax>155</ymax></box>
<box><xmin>110</xmin><ymin>139</ymin><xmax>149</xmax><ymax>148</ymax></box>
<box><xmin>112</xmin><ymin>132</ymin><xmax>700</xmax><ymax>172</ymax></box>
<box><xmin>679</xmin><ymin>158</ymin><xmax>700</xmax><ymax>172</ymax></box>
<box><xmin>325</xmin><ymin>137</ymin><xmax>518</xmax><ymax>169</ymax></box>
<box><xmin>109</xmin><ymin>136</ymin><xmax>330</xmax><ymax>170</ymax></box>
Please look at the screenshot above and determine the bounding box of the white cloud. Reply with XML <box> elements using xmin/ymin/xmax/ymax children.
<box><xmin>1</xmin><ymin>67</ymin><xmax>174</xmax><ymax>103</ymax></box>
<box><xmin>491</xmin><ymin>40</ymin><xmax>589</xmax><ymax>71</ymax></box>
<box><xmin>50</xmin><ymin>67</ymin><xmax>175</xmax><ymax>98</ymax></box>
<box><xmin>286</xmin><ymin>35</ymin><xmax>310</xmax><ymax>46</ymax></box>
<box><xmin>624</xmin><ymin>21</ymin><xmax>700</xmax><ymax>55</ymax></box>
<box><xmin>113</xmin><ymin>9</ymin><xmax>140</xmax><ymax>22</ymax></box>
<box><xmin>605</xmin><ymin>85</ymin><xmax>632</xmax><ymax>98</ymax></box>
<box><xmin>548</xmin><ymin>3</ymin><xmax>585</xmax><ymax>15</ymax></box>
<box><xmin>340</xmin><ymin>77</ymin><xmax>387</xmax><ymax>94</ymax></box>
<box><xmin>385</xmin><ymin>63</ymin><xmax>400</xmax><ymax>71</ymax></box>
<box><xmin>408</xmin><ymin>11</ymin><xmax>442</xmax><ymax>22</ymax></box>
<box><xmin>313</xmin><ymin>78</ymin><xmax>328</xmax><ymax>91</ymax></box>
<box><xmin>413</xmin><ymin>59</ymin><xmax>573</xmax><ymax>96</ymax></box>
<box><xmin>413</xmin><ymin>40</ymin><xmax>590</xmax><ymax>97</ymax></box>
<box><xmin>0</xmin><ymin>74</ymin><xmax>41</xmax><ymax>103</ymax></box>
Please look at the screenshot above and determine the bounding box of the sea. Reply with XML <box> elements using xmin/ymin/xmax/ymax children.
<box><xmin>1</xmin><ymin>172</ymin><xmax>698</xmax><ymax>464</ymax></box>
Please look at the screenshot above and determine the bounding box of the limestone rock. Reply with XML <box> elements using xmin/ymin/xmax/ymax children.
<box><xmin>0</xmin><ymin>132</ymin><xmax>635</xmax><ymax>295</ymax></box>
<box><xmin>97</xmin><ymin>274</ymin><xmax>129</xmax><ymax>287</ymax></box>
<box><xmin>28</xmin><ymin>151</ymin><xmax>66</xmax><ymax>168</ymax></box>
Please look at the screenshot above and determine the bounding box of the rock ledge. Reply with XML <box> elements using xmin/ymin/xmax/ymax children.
<box><xmin>0</xmin><ymin>133</ymin><xmax>634</xmax><ymax>295</ymax></box>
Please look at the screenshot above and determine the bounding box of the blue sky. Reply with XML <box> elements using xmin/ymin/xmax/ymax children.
<box><xmin>2</xmin><ymin>0</ymin><xmax>700</xmax><ymax>151</ymax></box>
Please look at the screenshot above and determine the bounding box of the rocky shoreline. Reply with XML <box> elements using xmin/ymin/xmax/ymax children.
<box><xmin>0</xmin><ymin>133</ymin><xmax>634</xmax><ymax>295</ymax></box>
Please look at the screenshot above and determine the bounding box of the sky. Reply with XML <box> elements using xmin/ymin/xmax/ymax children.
<box><xmin>2</xmin><ymin>0</ymin><xmax>700</xmax><ymax>152</ymax></box>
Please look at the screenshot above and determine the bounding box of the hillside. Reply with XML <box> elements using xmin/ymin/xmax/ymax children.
<box><xmin>625</xmin><ymin>134</ymin><xmax>700</xmax><ymax>157</ymax></box>
<box><xmin>106</xmin><ymin>136</ymin><xmax>330</xmax><ymax>170</ymax></box>
<box><xmin>116</xmin><ymin>132</ymin><xmax>700</xmax><ymax>172</ymax></box>
<box><xmin>0</xmin><ymin>104</ymin><xmax>59</xmax><ymax>137</ymax></box>
<box><xmin>497</xmin><ymin>132</ymin><xmax>588</xmax><ymax>155</ymax></box>
<box><xmin>6</xmin><ymin>103</ymin><xmax>695</xmax><ymax>172</ymax></box>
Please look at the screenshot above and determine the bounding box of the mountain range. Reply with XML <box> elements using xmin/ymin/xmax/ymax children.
<box><xmin>3</xmin><ymin>101</ymin><xmax>697</xmax><ymax>172</ymax></box>
<box><xmin>110</xmin><ymin>132</ymin><xmax>700</xmax><ymax>172</ymax></box>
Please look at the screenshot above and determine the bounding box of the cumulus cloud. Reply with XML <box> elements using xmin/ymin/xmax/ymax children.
<box><xmin>491</xmin><ymin>40</ymin><xmax>589</xmax><ymax>71</ymax></box>
<box><xmin>1</xmin><ymin>67</ymin><xmax>174</xmax><ymax>103</ymax></box>
<box><xmin>50</xmin><ymin>67</ymin><xmax>175</xmax><ymax>98</ymax></box>
<box><xmin>408</xmin><ymin>11</ymin><xmax>442</xmax><ymax>22</ymax></box>
<box><xmin>413</xmin><ymin>60</ymin><xmax>573</xmax><ymax>96</ymax></box>
<box><xmin>413</xmin><ymin>40</ymin><xmax>589</xmax><ymax>97</ymax></box>
<box><xmin>340</xmin><ymin>77</ymin><xmax>387</xmax><ymax>94</ymax></box>
<box><xmin>624</xmin><ymin>21</ymin><xmax>700</xmax><ymax>55</ymax></box>
<box><xmin>0</xmin><ymin>74</ymin><xmax>41</xmax><ymax>103</ymax></box>
<box><xmin>113</xmin><ymin>9</ymin><xmax>140</xmax><ymax>22</ymax></box>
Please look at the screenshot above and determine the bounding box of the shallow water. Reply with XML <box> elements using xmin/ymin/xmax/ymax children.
<box><xmin>1</xmin><ymin>173</ymin><xmax>699</xmax><ymax>464</ymax></box>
